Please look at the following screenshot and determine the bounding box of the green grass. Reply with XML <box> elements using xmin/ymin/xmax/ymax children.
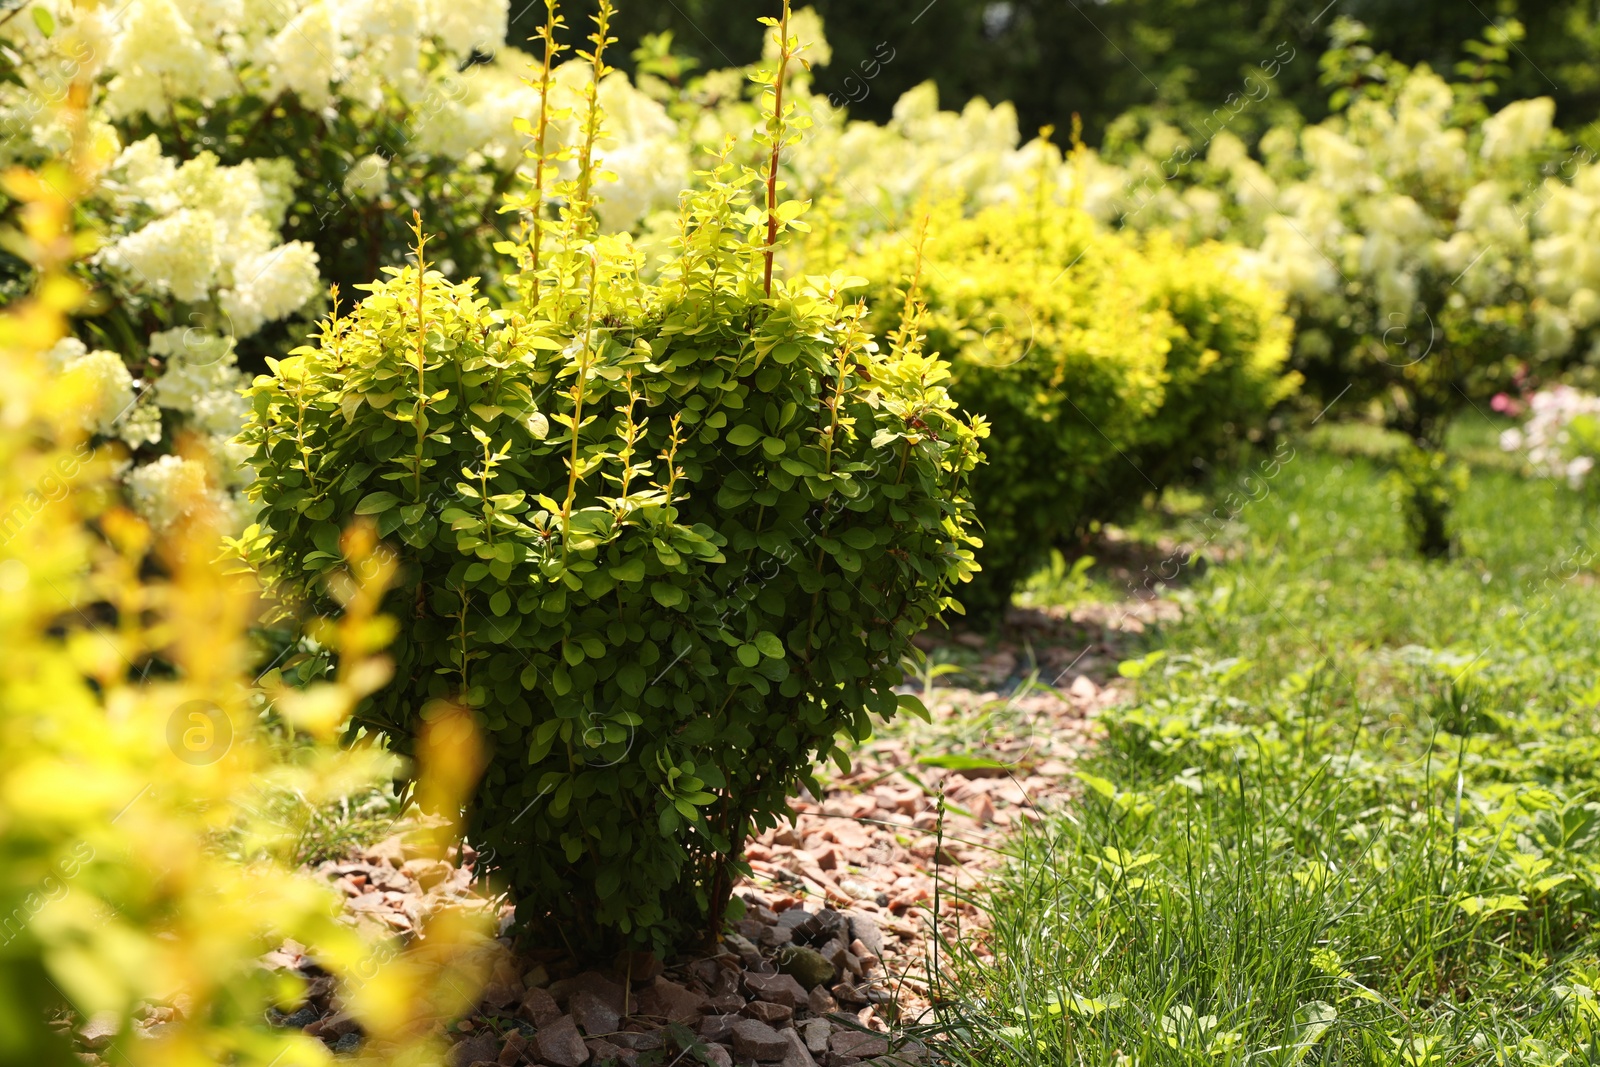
<box><xmin>926</xmin><ymin>436</ymin><xmax>1600</xmax><ymax>1066</ymax></box>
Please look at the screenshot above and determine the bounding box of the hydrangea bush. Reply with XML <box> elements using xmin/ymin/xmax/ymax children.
<box><xmin>1056</xmin><ymin>21</ymin><xmax>1600</xmax><ymax>550</ymax></box>
<box><xmin>1</xmin><ymin>0</ymin><xmax>688</xmax><ymax>532</ymax></box>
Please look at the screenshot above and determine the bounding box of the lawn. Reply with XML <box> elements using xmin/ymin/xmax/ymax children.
<box><xmin>930</xmin><ymin>425</ymin><xmax>1600</xmax><ymax>1065</ymax></box>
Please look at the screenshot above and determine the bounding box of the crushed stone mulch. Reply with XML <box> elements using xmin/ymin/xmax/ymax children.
<box><xmin>245</xmin><ymin>599</ymin><xmax>1157</xmax><ymax>1066</ymax></box>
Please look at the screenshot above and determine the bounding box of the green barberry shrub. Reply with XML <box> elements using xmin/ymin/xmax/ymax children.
<box><xmin>856</xmin><ymin>203</ymin><xmax>1296</xmax><ymax>615</ymax></box>
<box><xmin>239</xmin><ymin>50</ymin><xmax>983</xmax><ymax>950</ymax></box>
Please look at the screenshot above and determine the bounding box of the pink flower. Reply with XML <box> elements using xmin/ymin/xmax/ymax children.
<box><xmin>1490</xmin><ymin>393</ymin><xmax>1525</xmax><ymax>416</ymax></box>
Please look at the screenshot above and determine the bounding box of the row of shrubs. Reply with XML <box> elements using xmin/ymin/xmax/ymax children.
<box><xmin>856</xmin><ymin>202</ymin><xmax>1294</xmax><ymax>611</ymax></box>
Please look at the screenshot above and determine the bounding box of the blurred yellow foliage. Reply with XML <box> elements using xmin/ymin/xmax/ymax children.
<box><xmin>0</xmin><ymin>65</ymin><xmax>488</xmax><ymax>1067</ymax></box>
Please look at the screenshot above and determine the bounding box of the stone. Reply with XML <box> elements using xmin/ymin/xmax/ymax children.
<box><xmin>740</xmin><ymin>1000</ymin><xmax>792</xmax><ymax>1025</ymax></box>
<box><xmin>686</xmin><ymin>959</ymin><xmax>722</xmax><ymax>988</ymax></box>
<box><xmin>730</xmin><ymin>1019</ymin><xmax>789</xmax><ymax>1062</ymax></box>
<box><xmin>362</xmin><ymin>836</ymin><xmax>406</xmax><ymax>867</ymax></box>
<box><xmin>846</xmin><ymin>913</ymin><xmax>884</xmax><ymax>959</ymax></box>
<box><xmin>610</xmin><ymin>1030</ymin><xmax>664</xmax><ymax>1051</ymax></box>
<box><xmin>401</xmin><ymin>857</ymin><xmax>454</xmax><ymax>889</ymax></box>
<box><xmin>532</xmin><ymin>1015</ymin><xmax>589</xmax><ymax>1067</ymax></box>
<box><xmin>699</xmin><ymin>1013</ymin><xmax>740</xmax><ymax>1043</ymax></box>
<box><xmin>550</xmin><ymin>972</ymin><xmax>627</xmax><ymax>1015</ymax></box>
<box><xmin>759</xmin><ymin>925</ymin><xmax>795</xmax><ymax>948</ymax></box>
<box><xmin>776</xmin><ymin>946</ymin><xmax>836</xmax><ymax>991</ymax></box>
<box><xmin>787</xmin><ymin>909</ymin><xmax>846</xmax><ymax>947</ymax></box>
<box><xmin>279</xmin><ymin>1006</ymin><xmax>320</xmax><ymax>1029</ymax></box>
<box><xmin>585</xmin><ymin>1037</ymin><xmax>636</xmax><ymax>1065</ymax></box>
<box><xmin>329</xmin><ymin>1032</ymin><xmax>362</xmax><ymax>1054</ymax></box>
<box><xmin>800</xmin><ymin>1019</ymin><xmax>831</xmax><ymax>1055</ymax></box>
<box><xmin>78</xmin><ymin>1014</ymin><xmax>120</xmax><ymax>1051</ymax></box>
<box><xmin>696</xmin><ymin>1042</ymin><xmax>733</xmax><ymax>1067</ymax></box>
<box><xmin>707</xmin><ymin>993</ymin><xmax>746</xmax><ymax>1013</ymax></box>
<box><xmin>723</xmin><ymin>932</ymin><xmax>763</xmax><ymax>967</ymax></box>
<box><xmin>306</xmin><ymin>1011</ymin><xmax>360</xmax><ymax>1040</ymax></box>
<box><xmin>570</xmin><ymin>990</ymin><xmax>621</xmax><ymax>1036</ymax></box>
<box><xmin>634</xmin><ymin>976</ymin><xmax>710</xmax><ymax>1023</ymax></box>
<box><xmin>744</xmin><ymin>972</ymin><xmax>809</xmax><ymax>1009</ymax></box>
<box><xmin>498</xmin><ymin>1030</ymin><xmax>529</xmax><ymax>1065</ymax></box>
<box><xmin>780</xmin><ymin>1028</ymin><xmax>818</xmax><ymax>1067</ymax></box>
<box><xmin>831</xmin><ymin>983</ymin><xmax>868</xmax><ymax>1007</ymax></box>
<box><xmin>829</xmin><ymin>1031</ymin><xmax>888</xmax><ymax>1059</ymax></box>
<box><xmin>448</xmin><ymin>1033</ymin><xmax>501</xmax><ymax>1067</ymax></box>
<box><xmin>481</xmin><ymin>981</ymin><xmax>524</xmax><ymax>1011</ymax></box>
<box><xmin>774</xmin><ymin>908</ymin><xmax>814</xmax><ymax>932</ymax></box>
<box><xmin>520</xmin><ymin>987</ymin><xmax>562</xmax><ymax>1026</ymax></box>
<box><xmin>806</xmin><ymin>987</ymin><xmax>837</xmax><ymax>1016</ymax></box>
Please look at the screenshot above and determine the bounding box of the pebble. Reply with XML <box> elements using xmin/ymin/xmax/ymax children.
<box><xmin>519</xmin><ymin>987</ymin><xmax>561</xmax><ymax>1026</ymax></box>
<box><xmin>780</xmin><ymin>1027</ymin><xmax>818</xmax><ymax>1067</ymax></box>
<box><xmin>448</xmin><ymin>1033</ymin><xmax>501</xmax><ymax>1067</ymax></box>
<box><xmin>570</xmin><ymin>989</ymin><xmax>621</xmax><ymax>1036</ymax></box>
<box><xmin>532</xmin><ymin>1015</ymin><xmax>588</xmax><ymax>1067</ymax></box>
<box><xmin>78</xmin><ymin>1014</ymin><xmax>119</xmax><ymax>1051</ymax></box>
<box><xmin>744</xmin><ymin>972</ymin><xmax>809</xmax><ymax>1009</ymax></box>
<box><xmin>800</xmin><ymin>1018</ymin><xmax>831</xmax><ymax>1054</ymax></box>
<box><xmin>635</xmin><ymin>975</ymin><xmax>710</xmax><ymax>1023</ymax></box>
<box><xmin>730</xmin><ymin>1019</ymin><xmax>790</xmax><ymax>1062</ymax></box>
<box><xmin>830</xmin><ymin>1031</ymin><xmax>889</xmax><ymax>1059</ymax></box>
<box><xmin>329</xmin><ymin>1032</ymin><xmax>362</xmax><ymax>1054</ymax></box>
<box><xmin>740</xmin><ymin>999</ymin><xmax>792</xmax><ymax>1025</ymax></box>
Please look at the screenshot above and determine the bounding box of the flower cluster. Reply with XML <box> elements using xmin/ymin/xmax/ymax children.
<box><xmin>2</xmin><ymin>0</ymin><xmax>686</xmax><ymax>534</ymax></box>
<box><xmin>1500</xmin><ymin>385</ymin><xmax>1600</xmax><ymax>488</ymax></box>
<box><xmin>97</xmin><ymin>139</ymin><xmax>317</xmax><ymax>337</ymax></box>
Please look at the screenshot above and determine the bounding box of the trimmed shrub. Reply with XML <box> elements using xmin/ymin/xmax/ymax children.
<box><xmin>239</xmin><ymin>43</ymin><xmax>983</xmax><ymax>950</ymax></box>
<box><xmin>855</xmin><ymin>203</ymin><xmax>1295</xmax><ymax>614</ymax></box>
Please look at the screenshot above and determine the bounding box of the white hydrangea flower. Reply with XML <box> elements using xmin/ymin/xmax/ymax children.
<box><xmin>218</xmin><ymin>241</ymin><xmax>321</xmax><ymax>337</ymax></box>
<box><xmin>1569</xmin><ymin>287</ymin><xmax>1600</xmax><ymax>327</ymax></box>
<box><xmin>1481</xmin><ymin>98</ymin><xmax>1554</xmax><ymax>161</ymax></box>
<box><xmin>414</xmin><ymin>54</ymin><xmax>541</xmax><ymax>164</ymax></box>
<box><xmin>342</xmin><ymin>153</ymin><xmax>391</xmax><ymax>199</ymax></box>
<box><xmin>1458</xmin><ymin>181</ymin><xmax>1525</xmax><ymax>247</ymax></box>
<box><xmin>126</xmin><ymin>455</ymin><xmax>243</xmax><ymax>530</ymax></box>
<box><xmin>266</xmin><ymin>2</ymin><xmax>338</xmax><ymax>108</ymax></box>
<box><xmin>424</xmin><ymin>0</ymin><xmax>507</xmax><ymax>55</ymax></box>
<box><xmin>118</xmin><ymin>403</ymin><xmax>166</xmax><ymax>448</ymax></box>
<box><xmin>250</xmin><ymin>157</ymin><xmax>299</xmax><ymax>229</ymax></box>
<box><xmin>148</xmin><ymin>329</ymin><xmax>250</xmax><ymax>437</ymax></box>
<box><xmin>105</xmin><ymin>135</ymin><xmax>181</xmax><ymax>213</ymax></box>
<box><xmin>64</xmin><ymin>350</ymin><xmax>138</xmax><ymax>437</ymax></box>
<box><xmin>44</xmin><ymin>339</ymin><xmax>137</xmax><ymax>437</ymax></box>
<box><xmin>334</xmin><ymin>0</ymin><xmax>424</xmax><ymax>82</ymax></box>
<box><xmin>207</xmin><ymin>434</ymin><xmax>258</xmax><ymax>491</ymax></box>
<box><xmin>1302</xmin><ymin>127</ymin><xmax>1366</xmax><ymax>194</ymax></box>
<box><xmin>99</xmin><ymin>209</ymin><xmax>219</xmax><ymax>302</ymax></box>
<box><xmin>593</xmin><ymin>72</ymin><xmax>691</xmax><ymax>229</ymax></box>
<box><xmin>104</xmin><ymin>0</ymin><xmax>234</xmax><ymax>119</ymax></box>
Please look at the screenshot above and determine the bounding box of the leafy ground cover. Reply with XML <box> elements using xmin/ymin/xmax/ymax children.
<box><xmin>928</xmin><ymin>424</ymin><xmax>1600</xmax><ymax>1065</ymax></box>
